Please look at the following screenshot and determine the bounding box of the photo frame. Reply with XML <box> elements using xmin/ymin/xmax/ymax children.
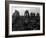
<box><xmin>5</xmin><ymin>1</ymin><xmax>45</xmax><ymax>37</ymax></box>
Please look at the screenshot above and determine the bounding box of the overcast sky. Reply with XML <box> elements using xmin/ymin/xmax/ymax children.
<box><xmin>10</xmin><ymin>4</ymin><xmax>40</xmax><ymax>16</ymax></box>
<box><xmin>12</xmin><ymin>7</ymin><xmax>40</xmax><ymax>16</ymax></box>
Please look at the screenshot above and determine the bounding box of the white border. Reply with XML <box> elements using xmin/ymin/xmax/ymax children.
<box><xmin>9</xmin><ymin>4</ymin><xmax>43</xmax><ymax>35</ymax></box>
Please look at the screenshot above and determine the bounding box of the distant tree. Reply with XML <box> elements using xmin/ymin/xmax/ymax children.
<box><xmin>12</xmin><ymin>10</ymin><xmax>20</xmax><ymax>17</ymax></box>
<box><xmin>30</xmin><ymin>12</ymin><xmax>35</xmax><ymax>17</ymax></box>
<box><xmin>24</xmin><ymin>10</ymin><xmax>29</xmax><ymax>28</ymax></box>
<box><xmin>36</xmin><ymin>13</ymin><xmax>40</xmax><ymax>17</ymax></box>
<box><xmin>36</xmin><ymin>13</ymin><xmax>40</xmax><ymax>21</ymax></box>
<box><xmin>12</xmin><ymin>10</ymin><xmax>20</xmax><ymax>25</ymax></box>
<box><xmin>24</xmin><ymin>10</ymin><xmax>29</xmax><ymax>17</ymax></box>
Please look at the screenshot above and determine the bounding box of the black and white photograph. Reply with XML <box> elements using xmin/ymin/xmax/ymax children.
<box><xmin>12</xmin><ymin>6</ymin><xmax>40</xmax><ymax>31</ymax></box>
<box><xmin>5</xmin><ymin>1</ymin><xmax>45</xmax><ymax>37</ymax></box>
